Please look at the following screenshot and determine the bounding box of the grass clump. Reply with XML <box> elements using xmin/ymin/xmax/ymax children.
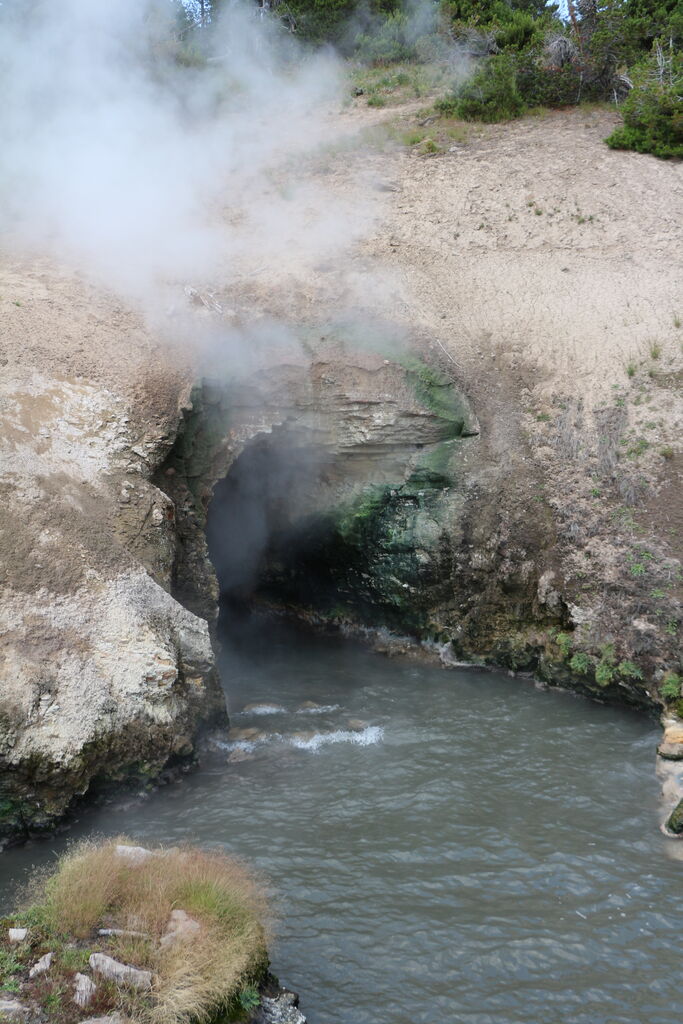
<box><xmin>10</xmin><ymin>838</ymin><xmax>269</xmax><ymax>1024</ymax></box>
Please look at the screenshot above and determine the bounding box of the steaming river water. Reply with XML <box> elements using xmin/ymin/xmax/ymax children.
<box><xmin>1</xmin><ymin>616</ymin><xmax>680</xmax><ymax>1024</ymax></box>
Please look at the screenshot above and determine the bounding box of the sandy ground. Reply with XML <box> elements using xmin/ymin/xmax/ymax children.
<box><xmin>369</xmin><ymin>106</ymin><xmax>683</xmax><ymax>405</ymax></box>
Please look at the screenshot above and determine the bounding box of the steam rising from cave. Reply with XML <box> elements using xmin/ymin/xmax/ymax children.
<box><xmin>0</xmin><ymin>0</ymin><xmax>369</xmax><ymax>339</ymax></box>
<box><xmin>206</xmin><ymin>434</ymin><xmax>329</xmax><ymax>605</ymax></box>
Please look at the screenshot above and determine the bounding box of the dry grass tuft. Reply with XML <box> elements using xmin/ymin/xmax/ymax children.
<box><xmin>24</xmin><ymin>837</ymin><xmax>270</xmax><ymax>1024</ymax></box>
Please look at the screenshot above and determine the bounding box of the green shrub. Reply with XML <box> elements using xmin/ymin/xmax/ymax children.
<box><xmin>595</xmin><ymin>643</ymin><xmax>617</xmax><ymax>686</ymax></box>
<box><xmin>606</xmin><ymin>40</ymin><xmax>683</xmax><ymax>159</ymax></box>
<box><xmin>450</xmin><ymin>54</ymin><xmax>526</xmax><ymax>122</ymax></box>
<box><xmin>516</xmin><ymin>54</ymin><xmax>592</xmax><ymax>107</ymax></box>
<box><xmin>569</xmin><ymin>651</ymin><xmax>592</xmax><ymax>675</ymax></box>
<box><xmin>661</xmin><ymin>672</ymin><xmax>682</xmax><ymax>701</ymax></box>
<box><xmin>617</xmin><ymin>659</ymin><xmax>643</xmax><ymax>679</ymax></box>
<box><xmin>355</xmin><ymin>12</ymin><xmax>417</xmax><ymax>64</ymax></box>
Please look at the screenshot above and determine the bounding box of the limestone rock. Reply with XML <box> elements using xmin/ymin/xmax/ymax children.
<box><xmin>254</xmin><ymin>990</ymin><xmax>306</xmax><ymax>1024</ymax></box>
<box><xmin>0</xmin><ymin>998</ymin><xmax>29</xmax><ymax>1020</ymax></box>
<box><xmin>29</xmin><ymin>951</ymin><xmax>53</xmax><ymax>977</ymax></box>
<box><xmin>115</xmin><ymin>844</ymin><xmax>156</xmax><ymax>865</ymax></box>
<box><xmin>74</xmin><ymin>972</ymin><xmax>97</xmax><ymax>1007</ymax></box>
<box><xmin>658</xmin><ymin>725</ymin><xmax>683</xmax><ymax>761</ymax></box>
<box><xmin>8</xmin><ymin>928</ymin><xmax>27</xmax><ymax>943</ymax></box>
<box><xmin>81</xmin><ymin>1016</ymin><xmax>124</xmax><ymax>1024</ymax></box>
<box><xmin>160</xmin><ymin>908</ymin><xmax>201</xmax><ymax>948</ymax></box>
<box><xmin>98</xmin><ymin>928</ymin><xmax>148</xmax><ymax>938</ymax></box>
<box><xmin>89</xmin><ymin>952</ymin><xmax>153</xmax><ymax>990</ymax></box>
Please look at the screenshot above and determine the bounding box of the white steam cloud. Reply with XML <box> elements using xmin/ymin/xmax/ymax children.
<box><xmin>0</xmin><ymin>0</ymin><xmax>364</xmax><ymax>319</ymax></box>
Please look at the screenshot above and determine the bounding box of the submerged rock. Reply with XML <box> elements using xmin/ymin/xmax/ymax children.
<box><xmin>229</xmin><ymin>727</ymin><xmax>266</xmax><ymax>742</ymax></box>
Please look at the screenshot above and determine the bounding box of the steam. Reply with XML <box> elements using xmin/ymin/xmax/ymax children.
<box><xmin>0</xmin><ymin>0</ymin><xmax>362</xmax><ymax>319</ymax></box>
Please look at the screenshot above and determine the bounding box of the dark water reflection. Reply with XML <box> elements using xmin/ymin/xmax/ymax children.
<box><xmin>1</xmin><ymin>616</ymin><xmax>679</xmax><ymax>1024</ymax></box>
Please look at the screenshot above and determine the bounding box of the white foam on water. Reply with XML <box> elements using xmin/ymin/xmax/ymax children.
<box><xmin>289</xmin><ymin>725</ymin><xmax>384</xmax><ymax>751</ymax></box>
<box><xmin>238</xmin><ymin>705</ymin><xmax>288</xmax><ymax>716</ymax></box>
<box><xmin>295</xmin><ymin>704</ymin><xmax>341</xmax><ymax>715</ymax></box>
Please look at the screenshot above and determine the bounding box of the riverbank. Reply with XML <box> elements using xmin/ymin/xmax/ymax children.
<box><xmin>2</xmin><ymin>617</ymin><xmax>680</xmax><ymax>1024</ymax></box>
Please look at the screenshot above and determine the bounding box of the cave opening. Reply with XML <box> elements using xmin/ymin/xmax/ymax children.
<box><xmin>205</xmin><ymin>431</ymin><xmax>341</xmax><ymax>625</ymax></box>
<box><xmin>204</xmin><ymin>425</ymin><xmax>459</xmax><ymax>642</ymax></box>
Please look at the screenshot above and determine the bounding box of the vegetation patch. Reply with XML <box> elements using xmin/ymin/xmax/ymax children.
<box><xmin>1</xmin><ymin>838</ymin><xmax>269</xmax><ymax>1023</ymax></box>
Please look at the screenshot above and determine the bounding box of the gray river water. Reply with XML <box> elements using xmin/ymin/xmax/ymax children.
<box><xmin>1</xmin><ymin>616</ymin><xmax>680</xmax><ymax>1024</ymax></box>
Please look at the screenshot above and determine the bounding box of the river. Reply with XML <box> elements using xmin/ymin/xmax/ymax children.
<box><xmin>0</xmin><ymin>614</ymin><xmax>679</xmax><ymax>1024</ymax></box>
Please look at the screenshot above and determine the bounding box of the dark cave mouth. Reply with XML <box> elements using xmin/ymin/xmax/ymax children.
<box><xmin>205</xmin><ymin>430</ymin><xmax>458</xmax><ymax>638</ymax></box>
<box><xmin>205</xmin><ymin>432</ymin><xmax>339</xmax><ymax>616</ymax></box>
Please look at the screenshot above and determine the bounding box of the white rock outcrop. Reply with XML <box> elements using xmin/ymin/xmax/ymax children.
<box><xmin>74</xmin><ymin>972</ymin><xmax>97</xmax><ymax>1007</ymax></box>
<box><xmin>29</xmin><ymin>951</ymin><xmax>53</xmax><ymax>977</ymax></box>
<box><xmin>89</xmin><ymin>952</ymin><xmax>153</xmax><ymax>990</ymax></box>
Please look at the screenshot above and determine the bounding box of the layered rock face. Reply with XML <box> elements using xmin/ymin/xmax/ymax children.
<box><xmin>0</xmin><ymin>369</ymin><xmax>226</xmax><ymax>843</ymax></box>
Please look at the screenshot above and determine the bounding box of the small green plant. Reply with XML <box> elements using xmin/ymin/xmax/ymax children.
<box><xmin>0</xmin><ymin>948</ymin><xmax>23</xmax><ymax>984</ymax></box>
<box><xmin>665</xmin><ymin>619</ymin><xmax>679</xmax><ymax>635</ymax></box>
<box><xmin>421</xmin><ymin>138</ymin><xmax>441</xmax><ymax>154</ymax></box>
<box><xmin>674</xmin><ymin>315</ymin><xmax>681</xmax><ymax>329</ymax></box>
<box><xmin>649</xmin><ymin>341</ymin><xmax>662</xmax><ymax>359</ymax></box>
<box><xmin>660</xmin><ymin>446</ymin><xmax>674</xmax><ymax>459</ymax></box>
<box><xmin>239</xmin><ymin>986</ymin><xmax>261</xmax><ymax>1011</ymax></box>
<box><xmin>626</xmin><ymin>361</ymin><xmax>637</xmax><ymax>377</ymax></box>
<box><xmin>661</xmin><ymin>673</ymin><xmax>682</xmax><ymax>701</ymax></box>
<box><xmin>535</xmin><ymin>412</ymin><xmax>551</xmax><ymax>422</ymax></box>
<box><xmin>594</xmin><ymin>643</ymin><xmax>617</xmax><ymax>687</ymax></box>
<box><xmin>627</xmin><ymin>437</ymin><xmax>650</xmax><ymax>457</ymax></box>
<box><xmin>445</xmin><ymin>54</ymin><xmax>525</xmax><ymax>123</ymax></box>
<box><xmin>402</xmin><ymin>130</ymin><xmax>425</xmax><ymax>146</ymax></box>
<box><xmin>595</xmin><ymin>661</ymin><xmax>615</xmax><ymax>686</ymax></box>
<box><xmin>555</xmin><ymin>632</ymin><xmax>572</xmax><ymax>659</ymax></box>
<box><xmin>617</xmin><ymin>660</ymin><xmax>643</xmax><ymax>680</ymax></box>
<box><xmin>57</xmin><ymin>948</ymin><xmax>90</xmax><ymax>971</ymax></box>
<box><xmin>569</xmin><ymin>652</ymin><xmax>591</xmax><ymax>675</ymax></box>
<box><xmin>367</xmin><ymin>94</ymin><xmax>386</xmax><ymax>108</ymax></box>
<box><xmin>591</xmin><ymin>486</ymin><xmax>601</xmax><ymax>497</ymax></box>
